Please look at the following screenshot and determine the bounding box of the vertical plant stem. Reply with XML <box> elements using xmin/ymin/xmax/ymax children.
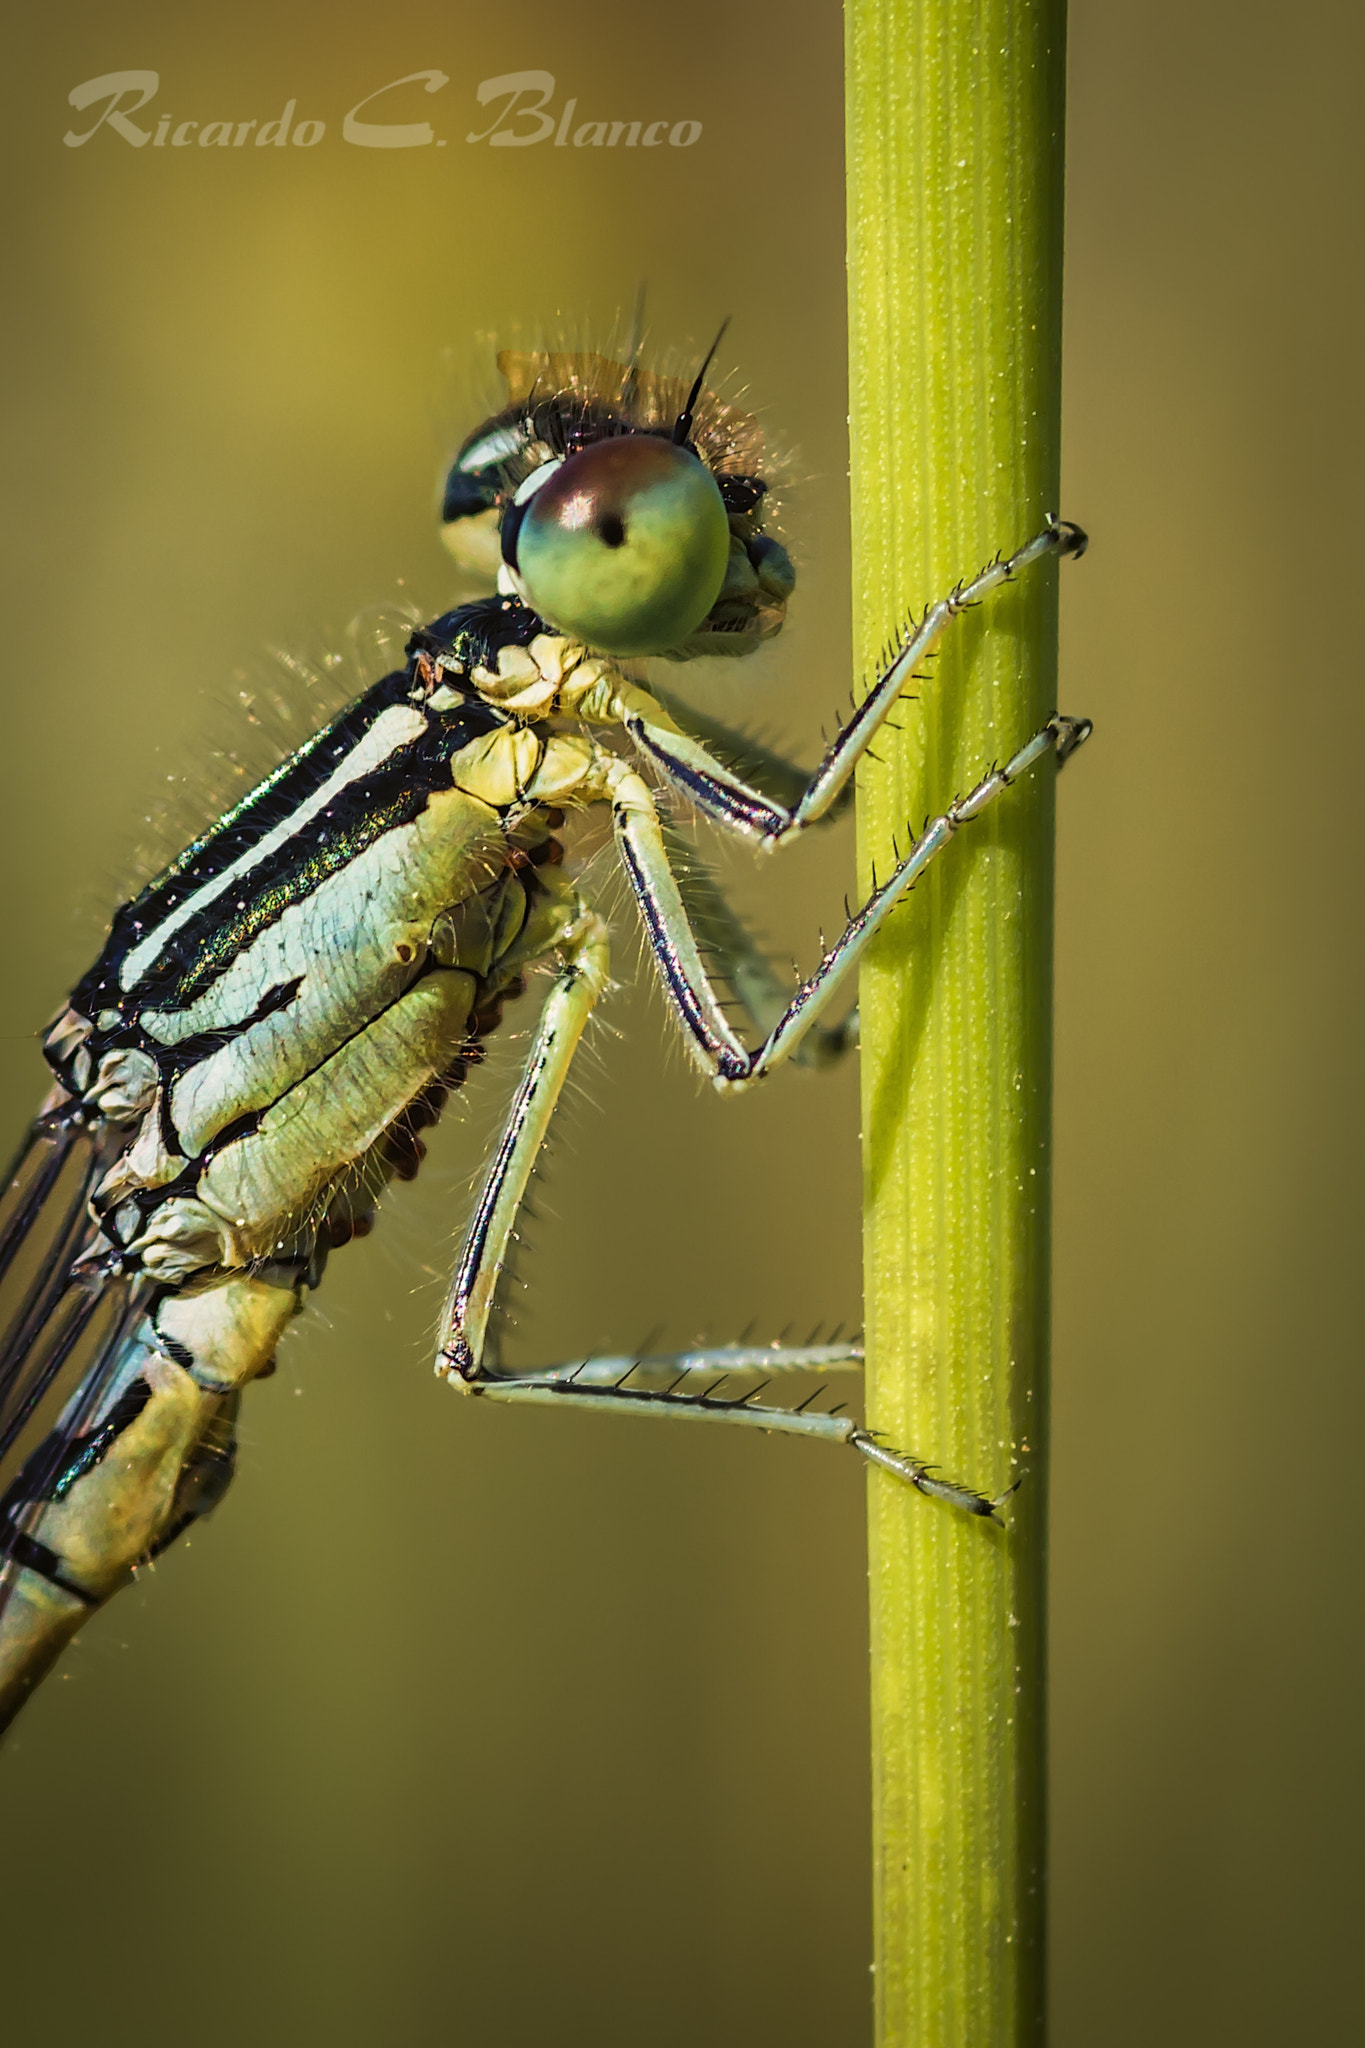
<box><xmin>846</xmin><ymin>4</ymin><xmax>1067</xmax><ymax>2044</ymax></box>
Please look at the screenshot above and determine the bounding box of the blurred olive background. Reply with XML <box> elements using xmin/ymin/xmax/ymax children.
<box><xmin>0</xmin><ymin>2</ymin><xmax>1360</xmax><ymax>2042</ymax></box>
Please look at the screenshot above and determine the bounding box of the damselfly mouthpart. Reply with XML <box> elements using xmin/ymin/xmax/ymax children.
<box><xmin>0</xmin><ymin>334</ymin><xmax>1088</xmax><ymax>1729</ymax></box>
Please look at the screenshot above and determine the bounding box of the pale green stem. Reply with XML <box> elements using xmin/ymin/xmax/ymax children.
<box><xmin>846</xmin><ymin>4</ymin><xmax>1067</xmax><ymax>2045</ymax></box>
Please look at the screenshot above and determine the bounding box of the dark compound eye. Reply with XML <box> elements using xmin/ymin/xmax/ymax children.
<box><xmin>510</xmin><ymin>437</ymin><xmax>731</xmax><ymax>656</ymax></box>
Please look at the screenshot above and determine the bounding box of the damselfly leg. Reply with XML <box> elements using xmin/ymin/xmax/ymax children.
<box><xmin>612</xmin><ymin>714</ymin><xmax>1089</xmax><ymax>1090</ymax></box>
<box><xmin>439</xmin><ymin>525</ymin><xmax>1089</xmax><ymax>1517</ymax></box>
<box><xmin>623</xmin><ymin>520</ymin><xmax>1087</xmax><ymax>845</ymax></box>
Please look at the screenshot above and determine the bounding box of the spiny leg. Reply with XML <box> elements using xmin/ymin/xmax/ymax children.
<box><xmin>435</xmin><ymin>903</ymin><xmax>611</xmax><ymax>1380</ymax></box>
<box><xmin>470</xmin><ymin>1343</ymin><xmax>1007</xmax><ymax>1518</ymax></box>
<box><xmin>432</xmin><ymin>906</ymin><xmax>995</xmax><ymax>1511</ymax></box>
<box><xmin>624</xmin><ymin>520</ymin><xmax>1087</xmax><ymax>845</ymax></box>
<box><xmin>647</xmin><ymin>687</ymin><xmax>854</xmax><ymax>827</ymax></box>
<box><xmin>613</xmin><ymin>714</ymin><xmax>1092</xmax><ymax>1090</ymax></box>
<box><xmin>649</xmin><ymin>712</ymin><xmax>857</xmax><ymax>1059</ymax></box>
<box><xmin>536</xmin><ymin>1340</ymin><xmax>865</xmax><ymax>1387</ymax></box>
<box><xmin>661</xmin><ymin>822</ymin><xmax>855</xmax><ymax>1071</ymax></box>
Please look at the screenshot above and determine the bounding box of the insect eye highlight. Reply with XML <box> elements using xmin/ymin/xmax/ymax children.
<box><xmin>509</xmin><ymin>436</ymin><xmax>731</xmax><ymax>657</ymax></box>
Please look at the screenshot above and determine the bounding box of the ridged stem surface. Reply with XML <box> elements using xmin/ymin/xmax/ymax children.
<box><xmin>846</xmin><ymin>4</ymin><xmax>1067</xmax><ymax>2042</ymax></box>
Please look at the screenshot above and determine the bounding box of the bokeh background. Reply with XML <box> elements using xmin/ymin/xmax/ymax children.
<box><xmin>0</xmin><ymin>3</ymin><xmax>1360</xmax><ymax>2042</ymax></box>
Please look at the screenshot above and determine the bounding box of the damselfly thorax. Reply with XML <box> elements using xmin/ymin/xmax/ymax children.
<box><xmin>0</xmin><ymin>338</ymin><xmax>1088</xmax><ymax>1728</ymax></box>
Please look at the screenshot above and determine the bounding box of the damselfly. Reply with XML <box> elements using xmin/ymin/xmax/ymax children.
<box><xmin>0</xmin><ymin>332</ymin><xmax>1088</xmax><ymax>1729</ymax></box>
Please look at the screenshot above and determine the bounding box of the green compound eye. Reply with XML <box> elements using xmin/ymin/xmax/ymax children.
<box><xmin>510</xmin><ymin>437</ymin><xmax>732</xmax><ymax>657</ymax></box>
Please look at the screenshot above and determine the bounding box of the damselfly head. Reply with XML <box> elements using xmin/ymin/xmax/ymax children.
<box><xmin>440</xmin><ymin>338</ymin><xmax>796</xmax><ymax>662</ymax></box>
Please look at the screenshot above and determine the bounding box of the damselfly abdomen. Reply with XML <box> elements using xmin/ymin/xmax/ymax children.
<box><xmin>0</xmin><ymin>338</ymin><xmax>1088</xmax><ymax>1728</ymax></box>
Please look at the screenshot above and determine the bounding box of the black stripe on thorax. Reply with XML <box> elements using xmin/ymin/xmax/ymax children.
<box><xmin>124</xmin><ymin>669</ymin><xmax>424</xmax><ymax>926</ymax></box>
<box><xmin>73</xmin><ymin>666</ymin><xmax>506</xmax><ymax>1021</ymax></box>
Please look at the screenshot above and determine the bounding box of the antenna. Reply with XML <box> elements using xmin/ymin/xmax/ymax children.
<box><xmin>671</xmin><ymin>316</ymin><xmax>730</xmax><ymax>445</ymax></box>
<box><xmin>625</xmin><ymin>280</ymin><xmax>648</xmax><ymax>368</ymax></box>
<box><xmin>620</xmin><ymin>280</ymin><xmax>648</xmax><ymax>408</ymax></box>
